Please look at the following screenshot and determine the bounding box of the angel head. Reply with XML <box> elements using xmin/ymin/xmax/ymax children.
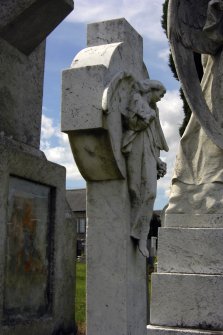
<box><xmin>135</xmin><ymin>79</ymin><xmax>166</xmax><ymax>105</ymax></box>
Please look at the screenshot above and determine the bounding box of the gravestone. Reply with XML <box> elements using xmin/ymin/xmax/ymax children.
<box><xmin>0</xmin><ymin>1</ymin><xmax>76</xmax><ymax>334</ymax></box>
<box><xmin>62</xmin><ymin>18</ymin><xmax>168</xmax><ymax>335</ymax></box>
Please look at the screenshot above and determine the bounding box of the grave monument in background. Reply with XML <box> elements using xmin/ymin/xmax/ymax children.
<box><xmin>0</xmin><ymin>1</ymin><xmax>76</xmax><ymax>334</ymax></box>
<box><xmin>62</xmin><ymin>18</ymin><xmax>168</xmax><ymax>335</ymax></box>
<box><xmin>148</xmin><ymin>0</ymin><xmax>223</xmax><ymax>334</ymax></box>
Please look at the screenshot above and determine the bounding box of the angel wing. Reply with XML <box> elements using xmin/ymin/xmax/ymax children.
<box><xmin>168</xmin><ymin>0</ymin><xmax>220</xmax><ymax>54</ymax></box>
<box><xmin>102</xmin><ymin>71</ymin><xmax>137</xmax><ymax>177</ymax></box>
<box><xmin>168</xmin><ymin>0</ymin><xmax>223</xmax><ymax>149</ymax></box>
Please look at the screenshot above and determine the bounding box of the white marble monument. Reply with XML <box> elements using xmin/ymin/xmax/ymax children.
<box><xmin>148</xmin><ymin>1</ymin><xmax>223</xmax><ymax>334</ymax></box>
<box><xmin>62</xmin><ymin>18</ymin><xmax>168</xmax><ymax>335</ymax></box>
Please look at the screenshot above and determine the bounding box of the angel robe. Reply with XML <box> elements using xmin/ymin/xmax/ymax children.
<box><xmin>173</xmin><ymin>6</ymin><xmax>223</xmax><ymax>186</ymax></box>
<box><xmin>122</xmin><ymin>91</ymin><xmax>168</xmax><ymax>239</ymax></box>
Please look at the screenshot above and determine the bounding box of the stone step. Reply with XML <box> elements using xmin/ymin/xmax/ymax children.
<box><xmin>165</xmin><ymin>214</ymin><xmax>223</xmax><ymax>229</ymax></box>
<box><xmin>150</xmin><ymin>273</ymin><xmax>223</xmax><ymax>329</ymax></box>
<box><xmin>157</xmin><ymin>228</ymin><xmax>223</xmax><ymax>274</ymax></box>
<box><xmin>147</xmin><ymin>325</ymin><xmax>223</xmax><ymax>335</ymax></box>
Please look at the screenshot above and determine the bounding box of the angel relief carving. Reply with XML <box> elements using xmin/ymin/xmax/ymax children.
<box><xmin>167</xmin><ymin>0</ymin><xmax>223</xmax><ymax>214</ymax></box>
<box><xmin>102</xmin><ymin>73</ymin><xmax>168</xmax><ymax>257</ymax></box>
<box><xmin>121</xmin><ymin>79</ymin><xmax>168</xmax><ymax>257</ymax></box>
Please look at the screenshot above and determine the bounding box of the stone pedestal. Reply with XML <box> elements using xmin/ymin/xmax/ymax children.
<box><xmin>87</xmin><ymin>181</ymin><xmax>147</xmax><ymax>335</ymax></box>
<box><xmin>147</xmin><ymin>325</ymin><xmax>223</xmax><ymax>335</ymax></box>
<box><xmin>148</xmin><ymin>222</ymin><xmax>223</xmax><ymax>334</ymax></box>
<box><xmin>0</xmin><ymin>138</ymin><xmax>76</xmax><ymax>335</ymax></box>
<box><xmin>0</xmin><ymin>1</ymin><xmax>75</xmax><ymax>334</ymax></box>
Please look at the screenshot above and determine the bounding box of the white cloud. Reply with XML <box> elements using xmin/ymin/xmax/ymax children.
<box><xmin>158</xmin><ymin>48</ymin><xmax>169</xmax><ymax>62</ymax></box>
<box><xmin>67</xmin><ymin>0</ymin><xmax>166</xmax><ymax>42</ymax></box>
<box><xmin>40</xmin><ymin>115</ymin><xmax>84</xmax><ymax>186</ymax></box>
<box><xmin>157</xmin><ymin>90</ymin><xmax>183</xmax><ymax>198</ymax></box>
<box><xmin>41</xmin><ymin>114</ymin><xmax>59</xmax><ymax>140</ymax></box>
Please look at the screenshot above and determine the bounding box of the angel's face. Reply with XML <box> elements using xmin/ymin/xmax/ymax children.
<box><xmin>151</xmin><ymin>88</ymin><xmax>166</xmax><ymax>102</ymax></box>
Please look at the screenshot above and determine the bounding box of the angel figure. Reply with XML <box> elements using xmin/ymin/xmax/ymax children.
<box><xmin>167</xmin><ymin>0</ymin><xmax>223</xmax><ymax>215</ymax></box>
<box><xmin>121</xmin><ymin>79</ymin><xmax>168</xmax><ymax>257</ymax></box>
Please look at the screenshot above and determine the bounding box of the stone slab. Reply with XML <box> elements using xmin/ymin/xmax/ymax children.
<box><xmin>0</xmin><ymin>0</ymin><xmax>74</xmax><ymax>54</ymax></box>
<box><xmin>0</xmin><ymin>138</ymin><xmax>76</xmax><ymax>334</ymax></box>
<box><xmin>157</xmin><ymin>228</ymin><xmax>223</xmax><ymax>274</ymax></box>
<box><xmin>0</xmin><ymin>37</ymin><xmax>45</xmax><ymax>148</ymax></box>
<box><xmin>68</xmin><ymin>129</ymin><xmax>124</xmax><ymax>181</ymax></box>
<box><xmin>86</xmin><ymin>18</ymin><xmax>147</xmax><ymax>82</ymax></box>
<box><xmin>87</xmin><ymin>181</ymin><xmax>147</xmax><ymax>335</ymax></box>
<box><xmin>165</xmin><ymin>213</ymin><xmax>223</xmax><ymax>228</ymax></box>
<box><xmin>147</xmin><ymin>325</ymin><xmax>223</xmax><ymax>335</ymax></box>
<box><xmin>62</xmin><ymin>66</ymin><xmax>106</xmax><ymax>132</ymax></box>
<box><xmin>150</xmin><ymin>273</ymin><xmax>223</xmax><ymax>330</ymax></box>
<box><xmin>87</xmin><ymin>18</ymin><xmax>143</xmax><ymax>55</ymax></box>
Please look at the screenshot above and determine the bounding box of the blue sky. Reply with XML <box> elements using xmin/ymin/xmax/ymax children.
<box><xmin>41</xmin><ymin>0</ymin><xmax>184</xmax><ymax>210</ymax></box>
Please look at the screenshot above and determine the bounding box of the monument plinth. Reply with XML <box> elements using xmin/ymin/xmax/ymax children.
<box><xmin>0</xmin><ymin>1</ymin><xmax>76</xmax><ymax>334</ymax></box>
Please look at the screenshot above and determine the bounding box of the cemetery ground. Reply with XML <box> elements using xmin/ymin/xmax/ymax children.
<box><xmin>76</xmin><ymin>262</ymin><xmax>86</xmax><ymax>335</ymax></box>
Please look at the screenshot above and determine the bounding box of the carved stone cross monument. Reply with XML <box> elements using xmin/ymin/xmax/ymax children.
<box><xmin>62</xmin><ymin>18</ymin><xmax>168</xmax><ymax>335</ymax></box>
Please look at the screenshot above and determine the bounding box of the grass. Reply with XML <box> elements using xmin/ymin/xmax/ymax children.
<box><xmin>75</xmin><ymin>262</ymin><xmax>86</xmax><ymax>334</ymax></box>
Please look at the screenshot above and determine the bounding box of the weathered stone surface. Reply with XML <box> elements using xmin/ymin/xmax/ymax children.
<box><xmin>150</xmin><ymin>273</ymin><xmax>223</xmax><ymax>330</ymax></box>
<box><xmin>0</xmin><ymin>0</ymin><xmax>74</xmax><ymax>148</ymax></box>
<box><xmin>87</xmin><ymin>181</ymin><xmax>147</xmax><ymax>335</ymax></box>
<box><xmin>0</xmin><ymin>138</ymin><xmax>76</xmax><ymax>334</ymax></box>
<box><xmin>166</xmin><ymin>182</ymin><xmax>223</xmax><ymax>219</ymax></box>
<box><xmin>0</xmin><ymin>0</ymin><xmax>74</xmax><ymax>54</ymax></box>
<box><xmin>147</xmin><ymin>325</ymin><xmax>223</xmax><ymax>335</ymax></box>
<box><xmin>0</xmin><ymin>38</ymin><xmax>45</xmax><ymax>148</ymax></box>
<box><xmin>157</xmin><ymin>228</ymin><xmax>223</xmax><ymax>274</ymax></box>
<box><xmin>165</xmin><ymin>213</ymin><xmax>223</xmax><ymax>228</ymax></box>
<box><xmin>87</xmin><ymin>18</ymin><xmax>143</xmax><ymax>51</ymax></box>
<box><xmin>62</xmin><ymin>65</ymin><xmax>106</xmax><ymax>132</ymax></box>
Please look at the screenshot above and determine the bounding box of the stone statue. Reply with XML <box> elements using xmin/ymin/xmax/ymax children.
<box><xmin>167</xmin><ymin>0</ymin><xmax>223</xmax><ymax>217</ymax></box>
<box><xmin>121</xmin><ymin>79</ymin><xmax>168</xmax><ymax>257</ymax></box>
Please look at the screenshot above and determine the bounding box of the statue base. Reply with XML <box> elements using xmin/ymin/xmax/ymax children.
<box><xmin>148</xmin><ymin>216</ymin><xmax>223</xmax><ymax>333</ymax></box>
<box><xmin>148</xmin><ymin>325</ymin><xmax>223</xmax><ymax>334</ymax></box>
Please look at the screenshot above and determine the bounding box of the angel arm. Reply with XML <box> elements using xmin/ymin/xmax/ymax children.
<box><xmin>126</xmin><ymin>92</ymin><xmax>156</xmax><ymax>129</ymax></box>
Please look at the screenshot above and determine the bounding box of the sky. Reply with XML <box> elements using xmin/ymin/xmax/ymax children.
<box><xmin>41</xmin><ymin>0</ymin><xmax>184</xmax><ymax>210</ymax></box>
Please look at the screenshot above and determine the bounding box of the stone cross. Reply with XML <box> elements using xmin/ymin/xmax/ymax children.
<box><xmin>0</xmin><ymin>0</ymin><xmax>74</xmax><ymax>148</ymax></box>
<box><xmin>62</xmin><ymin>19</ymin><xmax>148</xmax><ymax>180</ymax></box>
<box><xmin>62</xmin><ymin>18</ymin><xmax>166</xmax><ymax>335</ymax></box>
